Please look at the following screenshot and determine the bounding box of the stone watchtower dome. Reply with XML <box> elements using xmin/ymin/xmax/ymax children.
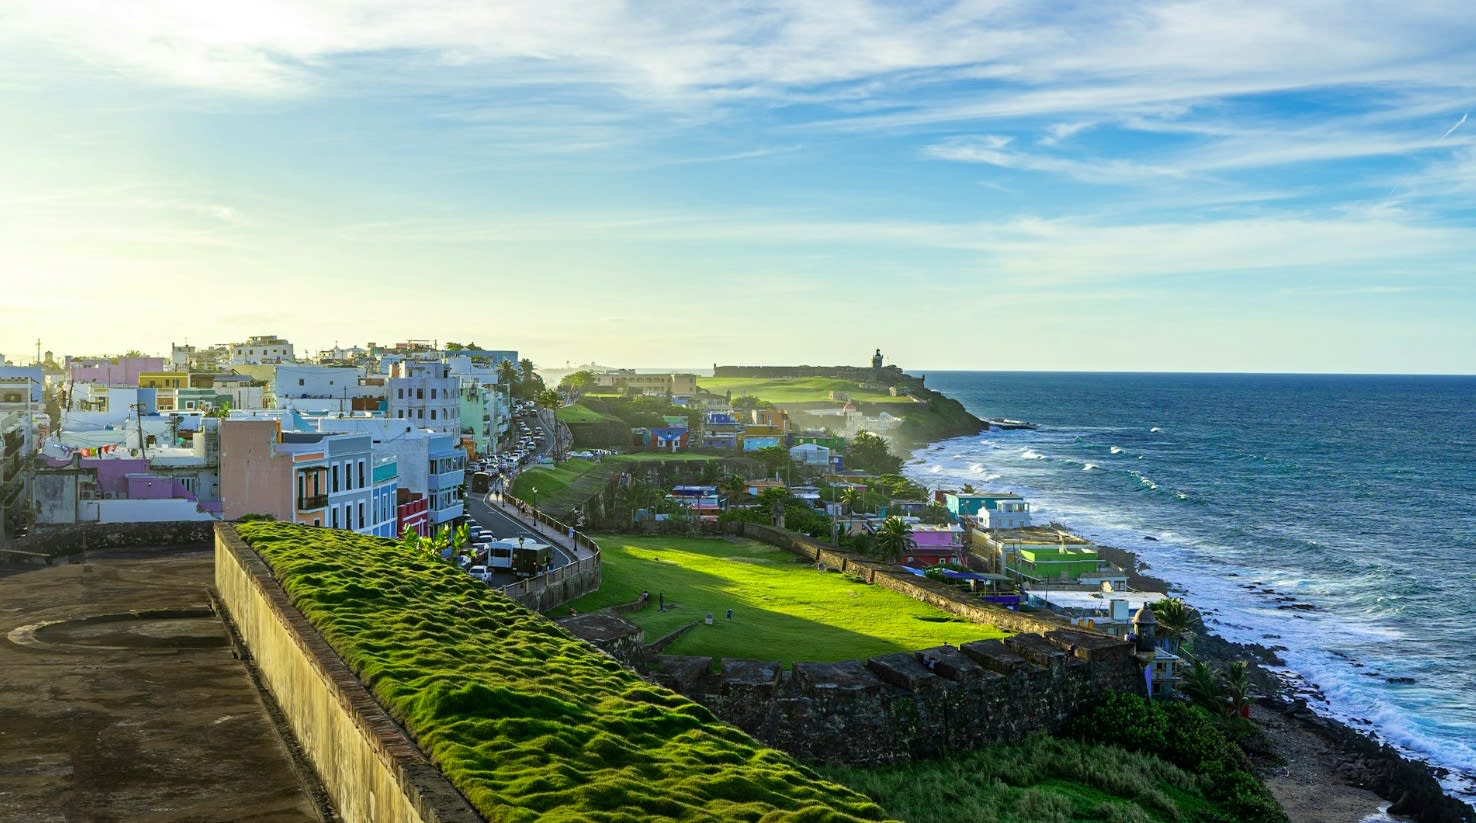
<box><xmin>1132</xmin><ymin>603</ymin><xmax>1157</xmax><ymax>655</ymax></box>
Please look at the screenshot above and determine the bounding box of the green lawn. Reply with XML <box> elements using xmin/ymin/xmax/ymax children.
<box><xmin>556</xmin><ymin>404</ymin><xmax>623</xmax><ymax>424</ymax></box>
<box><xmin>559</xmin><ymin>536</ymin><xmax>1006</xmax><ymax>665</ymax></box>
<box><xmin>508</xmin><ymin>459</ymin><xmax>614</xmax><ymax>515</ymax></box>
<box><xmin>696</xmin><ymin>376</ymin><xmax>917</xmax><ymax>405</ymax></box>
<box><xmin>608</xmin><ymin>452</ymin><xmax>721</xmax><ymax>463</ymax></box>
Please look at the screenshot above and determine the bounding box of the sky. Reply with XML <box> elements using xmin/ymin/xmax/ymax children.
<box><xmin>3</xmin><ymin>1</ymin><xmax>1476</xmax><ymax>374</ymax></box>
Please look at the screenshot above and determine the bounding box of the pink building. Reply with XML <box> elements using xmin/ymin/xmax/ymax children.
<box><xmin>900</xmin><ymin>524</ymin><xmax>965</xmax><ymax>567</ymax></box>
<box><xmin>220</xmin><ymin>420</ymin><xmax>293</xmax><ymax>521</ymax></box>
<box><xmin>67</xmin><ymin>356</ymin><xmax>167</xmax><ymax>386</ymax></box>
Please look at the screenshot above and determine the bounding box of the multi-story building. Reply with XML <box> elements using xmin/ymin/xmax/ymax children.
<box><xmin>309</xmin><ymin>417</ymin><xmax>465</xmax><ymax>530</ymax></box>
<box><xmin>388</xmin><ymin>360</ymin><xmax>460</xmax><ymax>437</ymax></box>
<box><xmin>272</xmin><ymin>365</ymin><xmax>384</xmax><ymax>415</ymax></box>
<box><xmin>593</xmin><ymin>370</ymin><xmax>698</xmax><ymax>397</ymax></box>
<box><xmin>229</xmin><ymin>335</ymin><xmax>295</xmax><ymax>366</ymax></box>
<box><xmin>945</xmin><ymin>491</ymin><xmax>1032</xmax><ymax>530</ymax></box>
<box><xmin>66</xmin><ymin>355</ymin><xmax>167</xmax><ymax>386</ymax></box>
<box><xmin>219</xmin><ymin>419</ymin><xmax>386</xmax><ymax>534</ymax></box>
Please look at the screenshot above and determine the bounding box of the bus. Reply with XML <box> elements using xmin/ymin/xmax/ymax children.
<box><xmin>513</xmin><ymin>542</ymin><xmax>552</xmax><ymax>578</ymax></box>
<box><xmin>469</xmin><ymin>471</ymin><xmax>493</xmax><ymax>494</ymax></box>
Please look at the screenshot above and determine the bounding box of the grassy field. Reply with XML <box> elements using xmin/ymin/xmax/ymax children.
<box><xmin>558</xmin><ymin>536</ymin><xmax>1006</xmax><ymax>665</ymax></box>
<box><xmin>507</xmin><ymin>459</ymin><xmax>614</xmax><ymax>515</ymax></box>
<box><xmin>556</xmin><ymin>404</ymin><xmax>623</xmax><ymax>424</ymax></box>
<box><xmin>822</xmin><ymin>733</ymin><xmax>1233</xmax><ymax>823</ymax></box>
<box><xmin>608</xmin><ymin>452</ymin><xmax>722</xmax><ymax>463</ymax></box>
<box><xmin>236</xmin><ymin>522</ymin><xmax>884</xmax><ymax>822</ymax></box>
<box><xmin>696</xmin><ymin>376</ymin><xmax>918</xmax><ymax>405</ymax></box>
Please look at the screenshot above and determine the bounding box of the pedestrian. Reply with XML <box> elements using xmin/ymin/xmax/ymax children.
<box><xmin>726</xmin><ymin>608</ymin><xmax>733</xmax><ymax>620</ymax></box>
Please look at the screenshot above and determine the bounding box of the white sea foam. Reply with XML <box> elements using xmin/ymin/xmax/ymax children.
<box><xmin>969</xmin><ymin>463</ymin><xmax>984</xmax><ymax>473</ymax></box>
<box><xmin>1021</xmin><ymin>449</ymin><xmax>1047</xmax><ymax>460</ymax></box>
<box><xmin>1083</xmin><ymin>463</ymin><xmax>1099</xmax><ymax>471</ymax></box>
<box><xmin>1150</xmin><ymin>426</ymin><xmax>1163</xmax><ymax>432</ymax></box>
<box><xmin>1110</xmin><ymin>446</ymin><xmax>1125</xmax><ymax>454</ymax></box>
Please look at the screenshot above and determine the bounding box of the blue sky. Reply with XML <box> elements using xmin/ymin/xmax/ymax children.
<box><xmin>3</xmin><ymin>1</ymin><xmax>1475</xmax><ymax>373</ymax></box>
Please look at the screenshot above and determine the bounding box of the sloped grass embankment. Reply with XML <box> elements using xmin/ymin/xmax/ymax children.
<box><xmin>236</xmin><ymin>522</ymin><xmax>885</xmax><ymax>822</ymax></box>
<box><xmin>558</xmin><ymin>536</ymin><xmax>1005</xmax><ymax>666</ymax></box>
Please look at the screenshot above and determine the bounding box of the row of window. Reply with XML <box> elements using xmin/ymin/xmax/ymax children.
<box><xmin>395</xmin><ymin>407</ymin><xmax>454</xmax><ymax>421</ymax></box>
<box><xmin>396</xmin><ymin>386</ymin><xmax>444</xmax><ymax>400</ymax></box>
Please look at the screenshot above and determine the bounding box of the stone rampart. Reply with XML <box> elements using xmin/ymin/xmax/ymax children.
<box><xmin>1</xmin><ymin>520</ymin><xmax>215</xmax><ymax>566</ymax></box>
<box><xmin>213</xmin><ymin>524</ymin><xmax>480</xmax><ymax>823</ymax></box>
<box><xmin>651</xmin><ymin>629</ymin><xmax>1143</xmax><ymax>765</ymax></box>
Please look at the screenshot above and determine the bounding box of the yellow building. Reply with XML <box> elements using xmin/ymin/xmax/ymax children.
<box><xmin>138</xmin><ymin>371</ymin><xmax>188</xmax><ymax>389</ymax></box>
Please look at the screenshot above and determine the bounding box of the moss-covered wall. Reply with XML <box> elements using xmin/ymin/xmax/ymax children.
<box><xmin>213</xmin><ymin>523</ymin><xmax>480</xmax><ymax>823</ymax></box>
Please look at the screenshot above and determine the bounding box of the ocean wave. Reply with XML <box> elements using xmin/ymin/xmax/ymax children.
<box><xmin>1150</xmin><ymin>426</ymin><xmax>1163</xmax><ymax>433</ymax></box>
<box><xmin>1021</xmin><ymin>449</ymin><xmax>1047</xmax><ymax>460</ymax></box>
<box><xmin>1083</xmin><ymin>463</ymin><xmax>1099</xmax><ymax>471</ymax></box>
<box><xmin>1110</xmin><ymin>446</ymin><xmax>1125</xmax><ymax>454</ymax></box>
<box><xmin>969</xmin><ymin>463</ymin><xmax>984</xmax><ymax>473</ymax></box>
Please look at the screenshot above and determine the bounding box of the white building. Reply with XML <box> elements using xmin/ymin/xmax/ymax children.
<box><xmin>388</xmin><ymin>360</ymin><xmax>460</xmax><ymax>437</ymax></box>
<box><xmin>230</xmin><ymin>335</ymin><xmax>295</xmax><ymax>366</ymax></box>
<box><xmin>313</xmin><ymin>417</ymin><xmax>466</xmax><ymax>529</ymax></box>
<box><xmin>272</xmin><ymin>365</ymin><xmax>384</xmax><ymax>414</ymax></box>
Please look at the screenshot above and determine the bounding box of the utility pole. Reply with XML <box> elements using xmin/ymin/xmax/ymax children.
<box><xmin>131</xmin><ymin>403</ymin><xmax>147</xmax><ymax>458</ymax></box>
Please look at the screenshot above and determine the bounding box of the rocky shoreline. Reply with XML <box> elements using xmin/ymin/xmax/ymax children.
<box><xmin>1097</xmin><ymin>542</ymin><xmax>1475</xmax><ymax>823</ymax></box>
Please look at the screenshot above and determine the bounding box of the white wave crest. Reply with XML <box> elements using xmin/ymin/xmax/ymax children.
<box><xmin>1021</xmin><ymin>449</ymin><xmax>1047</xmax><ymax>460</ymax></box>
<box><xmin>929</xmin><ymin>465</ymin><xmax>942</xmax><ymax>473</ymax></box>
<box><xmin>1150</xmin><ymin>426</ymin><xmax>1163</xmax><ymax>433</ymax></box>
<box><xmin>969</xmin><ymin>463</ymin><xmax>984</xmax><ymax>473</ymax></box>
<box><xmin>1083</xmin><ymin>463</ymin><xmax>1099</xmax><ymax>471</ymax></box>
<box><xmin>1110</xmin><ymin>446</ymin><xmax>1125</xmax><ymax>454</ymax></box>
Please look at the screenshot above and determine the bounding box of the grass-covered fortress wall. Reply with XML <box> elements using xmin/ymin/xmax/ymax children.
<box><xmin>217</xmin><ymin>521</ymin><xmax>886</xmax><ymax>822</ymax></box>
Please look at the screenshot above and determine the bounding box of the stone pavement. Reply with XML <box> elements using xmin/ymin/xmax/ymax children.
<box><xmin>0</xmin><ymin>548</ymin><xmax>325</xmax><ymax>822</ymax></box>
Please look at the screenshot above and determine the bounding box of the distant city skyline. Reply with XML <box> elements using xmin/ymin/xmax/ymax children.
<box><xmin>4</xmin><ymin>2</ymin><xmax>1475</xmax><ymax>374</ymax></box>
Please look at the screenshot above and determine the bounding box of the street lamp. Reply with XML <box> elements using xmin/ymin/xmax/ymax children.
<box><xmin>530</xmin><ymin>485</ymin><xmax>539</xmax><ymax>511</ymax></box>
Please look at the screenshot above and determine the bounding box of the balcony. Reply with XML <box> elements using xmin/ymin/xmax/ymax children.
<box><xmin>296</xmin><ymin>494</ymin><xmax>328</xmax><ymax>511</ymax></box>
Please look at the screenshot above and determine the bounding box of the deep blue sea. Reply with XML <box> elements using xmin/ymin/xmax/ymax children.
<box><xmin>906</xmin><ymin>372</ymin><xmax>1476</xmax><ymax>801</ymax></box>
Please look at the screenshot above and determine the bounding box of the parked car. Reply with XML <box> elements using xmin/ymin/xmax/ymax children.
<box><xmin>467</xmin><ymin>565</ymin><xmax>491</xmax><ymax>582</ymax></box>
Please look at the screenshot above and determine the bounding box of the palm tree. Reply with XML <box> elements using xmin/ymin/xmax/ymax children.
<box><xmin>1182</xmin><ymin>659</ymin><xmax>1222</xmax><ymax>713</ymax></box>
<box><xmin>496</xmin><ymin>358</ymin><xmax>518</xmax><ymax>389</ymax></box>
<box><xmin>1222</xmin><ymin>660</ymin><xmax>1252</xmax><ymax>718</ymax></box>
<box><xmin>961</xmin><ymin>483</ymin><xmax>977</xmax><ymax>494</ymax></box>
<box><xmin>519</xmin><ymin>357</ymin><xmax>535</xmax><ymax>384</ymax></box>
<box><xmin>871</xmin><ymin>516</ymin><xmax>915</xmax><ymax>564</ymax></box>
<box><xmin>840</xmin><ymin>487</ymin><xmax>864</xmax><ymax>516</ymax></box>
<box><xmin>719</xmin><ymin>474</ymin><xmax>747</xmax><ymax>501</ymax></box>
<box><xmin>1149</xmin><ymin>597</ymin><xmax>1196</xmax><ymax>655</ymax></box>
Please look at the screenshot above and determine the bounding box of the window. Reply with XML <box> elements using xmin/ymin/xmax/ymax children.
<box><xmin>430</xmin><ymin>388</ymin><xmax>436</xmax><ymax>399</ymax></box>
<box><xmin>331</xmin><ymin>508</ymin><xmax>338</xmax><ymax>528</ymax></box>
<box><xmin>398</xmin><ymin>388</ymin><xmax>404</xmax><ymax>399</ymax></box>
<box><xmin>430</xmin><ymin>409</ymin><xmax>436</xmax><ymax>420</ymax></box>
<box><xmin>358</xmin><ymin>502</ymin><xmax>365</xmax><ymax>527</ymax></box>
<box><xmin>417</xmin><ymin>388</ymin><xmax>424</xmax><ymax>400</ymax></box>
<box><xmin>418</xmin><ymin>409</ymin><xmax>424</xmax><ymax>419</ymax></box>
<box><xmin>313</xmin><ymin>518</ymin><xmax>320</xmax><ymax>527</ymax></box>
<box><xmin>332</xmin><ymin>465</ymin><xmax>339</xmax><ymax>492</ymax></box>
<box><xmin>358</xmin><ymin>460</ymin><xmax>365</xmax><ymax>488</ymax></box>
<box><xmin>299</xmin><ymin>379</ymin><xmax>305</xmax><ymax>386</ymax></box>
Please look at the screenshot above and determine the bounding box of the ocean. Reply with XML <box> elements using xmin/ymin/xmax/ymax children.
<box><xmin>905</xmin><ymin>372</ymin><xmax>1476</xmax><ymax>801</ymax></box>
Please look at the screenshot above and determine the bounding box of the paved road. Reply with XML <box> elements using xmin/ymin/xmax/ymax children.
<box><xmin>464</xmin><ymin>491</ymin><xmax>575</xmax><ymax>577</ymax></box>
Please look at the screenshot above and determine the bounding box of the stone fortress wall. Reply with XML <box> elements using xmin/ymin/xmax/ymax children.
<box><xmin>651</xmin><ymin>628</ymin><xmax>1142</xmax><ymax>765</ymax></box>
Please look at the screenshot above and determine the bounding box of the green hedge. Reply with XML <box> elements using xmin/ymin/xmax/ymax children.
<box><xmin>236</xmin><ymin>522</ymin><xmax>885</xmax><ymax>822</ymax></box>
